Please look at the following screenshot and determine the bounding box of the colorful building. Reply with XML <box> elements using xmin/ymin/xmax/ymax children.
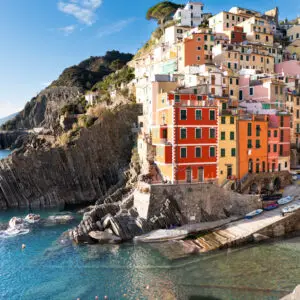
<box><xmin>218</xmin><ymin>111</ymin><xmax>238</xmax><ymax>184</ymax></box>
<box><xmin>153</xmin><ymin>89</ymin><xmax>219</xmax><ymax>183</ymax></box>
<box><xmin>238</xmin><ymin>115</ymin><xmax>268</xmax><ymax>179</ymax></box>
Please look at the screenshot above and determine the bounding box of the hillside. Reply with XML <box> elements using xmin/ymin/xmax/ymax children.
<box><xmin>0</xmin><ymin>112</ymin><xmax>18</xmax><ymax>126</ymax></box>
<box><xmin>1</xmin><ymin>51</ymin><xmax>133</xmax><ymax>131</ymax></box>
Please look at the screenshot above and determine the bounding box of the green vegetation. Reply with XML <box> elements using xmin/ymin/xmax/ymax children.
<box><xmin>146</xmin><ymin>1</ymin><xmax>182</xmax><ymax>26</ymax></box>
<box><xmin>60</xmin><ymin>97</ymin><xmax>87</xmax><ymax>116</ymax></box>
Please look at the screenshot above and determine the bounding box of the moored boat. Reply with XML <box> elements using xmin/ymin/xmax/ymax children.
<box><xmin>262</xmin><ymin>194</ymin><xmax>282</xmax><ymax>201</ymax></box>
<box><xmin>277</xmin><ymin>195</ymin><xmax>294</xmax><ymax>206</ymax></box>
<box><xmin>263</xmin><ymin>203</ymin><xmax>279</xmax><ymax>211</ymax></box>
<box><xmin>281</xmin><ymin>204</ymin><xmax>300</xmax><ymax>216</ymax></box>
<box><xmin>245</xmin><ymin>209</ymin><xmax>263</xmax><ymax>219</ymax></box>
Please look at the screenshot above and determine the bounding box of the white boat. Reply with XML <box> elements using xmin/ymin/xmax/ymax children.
<box><xmin>245</xmin><ymin>209</ymin><xmax>263</xmax><ymax>219</ymax></box>
<box><xmin>282</xmin><ymin>204</ymin><xmax>300</xmax><ymax>215</ymax></box>
<box><xmin>277</xmin><ymin>195</ymin><xmax>294</xmax><ymax>206</ymax></box>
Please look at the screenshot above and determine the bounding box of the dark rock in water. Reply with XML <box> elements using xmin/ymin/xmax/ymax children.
<box><xmin>0</xmin><ymin>131</ymin><xmax>29</xmax><ymax>150</ymax></box>
<box><xmin>88</xmin><ymin>231</ymin><xmax>122</xmax><ymax>244</ymax></box>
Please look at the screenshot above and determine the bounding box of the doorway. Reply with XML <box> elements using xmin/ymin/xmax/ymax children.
<box><xmin>198</xmin><ymin>167</ymin><xmax>204</xmax><ymax>182</ymax></box>
<box><xmin>186</xmin><ymin>167</ymin><xmax>192</xmax><ymax>183</ymax></box>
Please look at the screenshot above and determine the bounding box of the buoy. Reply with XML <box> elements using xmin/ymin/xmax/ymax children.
<box><xmin>146</xmin><ymin>285</ymin><xmax>150</xmax><ymax>290</ymax></box>
<box><xmin>22</xmin><ymin>244</ymin><xmax>26</xmax><ymax>250</ymax></box>
<box><xmin>104</xmin><ymin>296</ymin><xmax>108</xmax><ymax>299</ymax></box>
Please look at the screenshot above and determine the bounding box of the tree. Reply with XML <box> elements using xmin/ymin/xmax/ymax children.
<box><xmin>146</xmin><ymin>1</ymin><xmax>182</xmax><ymax>27</ymax></box>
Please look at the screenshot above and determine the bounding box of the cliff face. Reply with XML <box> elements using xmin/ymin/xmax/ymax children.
<box><xmin>1</xmin><ymin>51</ymin><xmax>133</xmax><ymax>132</ymax></box>
<box><xmin>0</xmin><ymin>131</ymin><xmax>29</xmax><ymax>150</ymax></box>
<box><xmin>0</xmin><ymin>104</ymin><xmax>141</xmax><ymax>210</ymax></box>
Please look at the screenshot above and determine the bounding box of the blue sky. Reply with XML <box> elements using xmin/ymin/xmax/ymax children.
<box><xmin>0</xmin><ymin>0</ymin><xmax>298</xmax><ymax>118</ymax></box>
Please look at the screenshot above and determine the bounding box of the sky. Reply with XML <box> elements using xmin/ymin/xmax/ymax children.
<box><xmin>0</xmin><ymin>0</ymin><xmax>298</xmax><ymax>118</ymax></box>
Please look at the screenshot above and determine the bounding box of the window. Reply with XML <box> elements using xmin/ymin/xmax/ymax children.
<box><xmin>297</xmin><ymin>110</ymin><xmax>300</xmax><ymax>119</ymax></box>
<box><xmin>221</xmin><ymin>149</ymin><xmax>226</xmax><ymax>157</ymax></box>
<box><xmin>230</xmin><ymin>78</ymin><xmax>233</xmax><ymax>85</ymax></box>
<box><xmin>231</xmin><ymin>148</ymin><xmax>236</xmax><ymax>157</ymax></box>
<box><xmin>195</xmin><ymin>110</ymin><xmax>202</xmax><ymax>120</ymax></box>
<box><xmin>285</xmin><ymin>161</ymin><xmax>288</xmax><ymax>168</ymax></box>
<box><xmin>210</xmin><ymin>128</ymin><xmax>216</xmax><ymax>138</ymax></box>
<box><xmin>273</xmin><ymin>144</ymin><xmax>277</xmax><ymax>152</ymax></box>
<box><xmin>197</xmin><ymin>56</ymin><xmax>201</xmax><ymax>61</ymax></box>
<box><xmin>236</xmin><ymin>79</ymin><xmax>239</xmax><ymax>85</ymax></box>
<box><xmin>175</xmin><ymin>94</ymin><xmax>180</xmax><ymax>102</ymax></box>
<box><xmin>249</xmin><ymin>87</ymin><xmax>254</xmax><ymax>96</ymax></box>
<box><xmin>240</xmin><ymin>55</ymin><xmax>243</xmax><ymax>60</ymax></box>
<box><xmin>268</xmin><ymin>144</ymin><xmax>270</xmax><ymax>152</ymax></box>
<box><xmin>256</xmin><ymin>125</ymin><xmax>260</xmax><ymax>137</ymax></box>
<box><xmin>197</xmin><ymin>37</ymin><xmax>201</xmax><ymax>41</ymax></box>
<box><xmin>253</xmin><ymin>56</ymin><xmax>255</xmax><ymax>61</ymax></box>
<box><xmin>230</xmin><ymin>132</ymin><xmax>235</xmax><ymax>140</ymax></box>
<box><xmin>204</xmin><ymin>35</ymin><xmax>207</xmax><ymax>41</ymax></box>
<box><xmin>221</xmin><ymin>132</ymin><xmax>225</xmax><ymax>140</ymax></box>
<box><xmin>209</xmin><ymin>110</ymin><xmax>215</xmax><ymax>120</ymax></box>
<box><xmin>256</xmin><ymin>140</ymin><xmax>260</xmax><ymax>148</ymax></box>
<box><xmin>268</xmin><ymin>130</ymin><xmax>271</xmax><ymax>137</ymax></box>
<box><xmin>180</xmin><ymin>128</ymin><xmax>187</xmax><ymax>139</ymax></box>
<box><xmin>180</xmin><ymin>110</ymin><xmax>187</xmax><ymax>120</ymax></box>
<box><xmin>221</xmin><ymin>116</ymin><xmax>226</xmax><ymax>124</ymax></box>
<box><xmin>232</xmin><ymin>15</ymin><xmax>235</xmax><ymax>20</ymax></box>
<box><xmin>180</xmin><ymin>148</ymin><xmax>187</xmax><ymax>158</ymax></box>
<box><xmin>280</xmin><ymin>145</ymin><xmax>283</xmax><ymax>156</ymax></box>
<box><xmin>230</xmin><ymin>90</ymin><xmax>234</xmax><ymax>96</ymax></box>
<box><xmin>195</xmin><ymin>147</ymin><xmax>201</xmax><ymax>158</ymax></box>
<box><xmin>274</xmin><ymin>130</ymin><xmax>278</xmax><ymax>137</ymax></box>
<box><xmin>248</xmin><ymin>139</ymin><xmax>252</xmax><ymax>148</ymax></box>
<box><xmin>210</xmin><ymin>147</ymin><xmax>215</xmax><ymax>157</ymax></box>
<box><xmin>226</xmin><ymin>14</ymin><xmax>229</xmax><ymax>19</ymax></box>
<box><xmin>297</xmin><ymin>98</ymin><xmax>300</xmax><ymax>106</ymax></box>
<box><xmin>230</xmin><ymin>117</ymin><xmax>234</xmax><ymax>124</ymax></box>
<box><xmin>275</xmin><ymin>86</ymin><xmax>278</xmax><ymax>94</ymax></box>
<box><xmin>195</xmin><ymin>128</ymin><xmax>202</xmax><ymax>139</ymax></box>
<box><xmin>280</xmin><ymin>130</ymin><xmax>284</xmax><ymax>142</ymax></box>
<box><xmin>246</xmin><ymin>56</ymin><xmax>249</xmax><ymax>61</ymax></box>
<box><xmin>226</xmin><ymin>23</ymin><xmax>229</xmax><ymax>28</ymax></box>
<box><xmin>261</xmin><ymin>57</ymin><xmax>263</xmax><ymax>63</ymax></box>
<box><xmin>248</xmin><ymin>123</ymin><xmax>252</xmax><ymax>136</ymax></box>
<box><xmin>197</xmin><ymin>46</ymin><xmax>201</xmax><ymax>51</ymax></box>
<box><xmin>222</xmin><ymin>103</ymin><xmax>227</xmax><ymax>110</ymax></box>
<box><xmin>239</xmin><ymin>90</ymin><xmax>243</xmax><ymax>101</ymax></box>
<box><xmin>228</xmin><ymin>62</ymin><xmax>231</xmax><ymax>68</ymax></box>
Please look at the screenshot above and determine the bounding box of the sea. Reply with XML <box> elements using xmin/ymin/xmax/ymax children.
<box><xmin>0</xmin><ymin>149</ymin><xmax>299</xmax><ymax>300</ymax></box>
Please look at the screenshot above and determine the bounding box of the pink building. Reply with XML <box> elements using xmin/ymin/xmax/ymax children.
<box><xmin>275</xmin><ymin>60</ymin><xmax>300</xmax><ymax>77</ymax></box>
<box><xmin>267</xmin><ymin>115</ymin><xmax>279</xmax><ymax>172</ymax></box>
<box><xmin>239</xmin><ymin>75</ymin><xmax>269</xmax><ymax>103</ymax></box>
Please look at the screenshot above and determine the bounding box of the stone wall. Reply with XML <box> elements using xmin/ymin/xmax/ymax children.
<box><xmin>134</xmin><ymin>182</ymin><xmax>261</xmax><ymax>224</ymax></box>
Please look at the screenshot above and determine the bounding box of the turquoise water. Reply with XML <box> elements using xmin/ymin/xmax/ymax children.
<box><xmin>0</xmin><ymin>208</ymin><xmax>299</xmax><ymax>300</ymax></box>
<box><xmin>0</xmin><ymin>150</ymin><xmax>11</xmax><ymax>160</ymax></box>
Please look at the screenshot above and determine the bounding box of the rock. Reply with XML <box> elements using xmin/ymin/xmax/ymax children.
<box><xmin>46</xmin><ymin>215</ymin><xmax>75</xmax><ymax>224</ymax></box>
<box><xmin>24</xmin><ymin>214</ymin><xmax>41</xmax><ymax>223</ymax></box>
<box><xmin>101</xmin><ymin>214</ymin><xmax>112</xmax><ymax>229</ymax></box>
<box><xmin>8</xmin><ymin>217</ymin><xmax>24</xmax><ymax>228</ymax></box>
<box><xmin>281</xmin><ymin>285</ymin><xmax>300</xmax><ymax>300</ymax></box>
<box><xmin>95</xmin><ymin>221</ymin><xmax>103</xmax><ymax>231</ymax></box>
<box><xmin>253</xmin><ymin>233</ymin><xmax>270</xmax><ymax>242</ymax></box>
<box><xmin>88</xmin><ymin>231</ymin><xmax>121</xmax><ymax>244</ymax></box>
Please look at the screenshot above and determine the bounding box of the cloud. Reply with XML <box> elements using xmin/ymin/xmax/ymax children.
<box><xmin>58</xmin><ymin>25</ymin><xmax>76</xmax><ymax>36</ymax></box>
<box><xmin>58</xmin><ymin>0</ymin><xmax>102</xmax><ymax>25</ymax></box>
<box><xmin>97</xmin><ymin>18</ymin><xmax>136</xmax><ymax>38</ymax></box>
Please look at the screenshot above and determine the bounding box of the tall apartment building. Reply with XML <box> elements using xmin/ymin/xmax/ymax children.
<box><xmin>153</xmin><ymin>88</ymin><xmax>219</xmax><ymax>183</ymax></box>
<box><xmin>173</xmin><ymin>2</ymin><xmax>204</xmax><ymax>27</ymax></box>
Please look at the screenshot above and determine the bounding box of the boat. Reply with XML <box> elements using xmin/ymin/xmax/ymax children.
<box><xmin>245</xmin><ymin>209</ymin><xmax>263</xmax><ymax>219</ymax></box>
<box><xmin>262</xmin><ymin>194</ymin><xmax>282</xmax><ymax>201</ymax></box>
<box><xmin>264</xmin><ymin>203</ymin><xmax>279</xmax><ymax>211</ymax></box>
<box><xmin>281</xmin><ymin>204</ymin><xmax>300</xmax><ymax>216</ymax></box>
<box><xmin>277</xmin><ymin>195</ymin><xmax>294</xmax><ymax>206</ymax></box>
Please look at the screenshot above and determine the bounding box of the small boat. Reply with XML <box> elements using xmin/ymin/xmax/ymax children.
<box><xmin>277</xmin><ymin>195</ymin><xmax>294</xmax><ymax>206</ymax></box>
<box><xmin>245</xmin><ymin>209</ymin><xmax>263</xmax><ymax>219</ymax></box>
<box><xmin>281</xmin><ymin>204</ymin><xmax>300</xmax><ymax>216</ymax></box>
<box><xmin>262</xmin><ymin>194</ymin><xmax>282</xmax><ymax>201</ymax></box>
<box><xmin>264</xmin><ymin>203</ymin><xmax>279</xmax><ymax>211</ymax></box>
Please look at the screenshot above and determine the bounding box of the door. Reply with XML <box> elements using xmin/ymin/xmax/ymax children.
<box><xmin>186</xmin><ymin>167</ymin><xmax>192</xmax><ymax>183</ymax></box>
<box><xmin>248</xmin><ymin>159</ymin><xmax>253</xmax><ymax>173</ymax></box>
<box><xmin>198</xmin><ymin>167</ymin><xmax>204</xmax><ymax>182</ymax></box>
<box><xmin>227</xmin><ymin>165</ymin><xmax>232</xmax><ymax>179</ymax></box>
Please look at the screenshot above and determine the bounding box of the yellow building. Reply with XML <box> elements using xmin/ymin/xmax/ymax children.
<box><xmin>287</xmin><ymin>25</ymin><xmax>300</xmax><ymax>43</ymax></box>
<box><xmin>286</xmin><ymin>93</ymin><xmax>300</xmax><ymax>147</ymax></box>
<box><xmin>218</xmin><ymin>112</ymin><xmax>238</xmax><ymax>185</ymax></box>
<box><xmin>287</xmin><ymin>40</ymin><xmax>300</xmax><ymax>61</ymax></box>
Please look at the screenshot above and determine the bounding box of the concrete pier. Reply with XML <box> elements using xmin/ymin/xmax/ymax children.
<box><xmin>195</xmin><ymin>198</ymin><xmax>300</xmax><ymax>252</ymax></box>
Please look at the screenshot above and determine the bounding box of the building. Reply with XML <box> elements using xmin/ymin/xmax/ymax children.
<box><xmin>85</xmin><ymin>91</ymin><xmax>100</xmax><ymax>106</ymax></box>
<box><xmin>209</xmin><ymin>11</ymin><xmax>249</xmax><ymax>33</ymax></box>
<box><xmin>287</xmin><ymin>92</ymin><xmax>300</xmax><ymax>148</ymax></box>
<box><xmin>173</xmin><ymin>2</ymin><xmax>204</xmax><ymax>27</ymax></box>
<box><xmin>238</xmin><ymin>115</ymin><xmax>268</xmax><ymax>179</ymax></box>
<box><xmin>153</xmin><ymin>88</ymin><xmax>219</xmax><ymax>183</ymax></box>
<box><xmin>223</xmin><ymin>26</ymin><xmax>247</xmax><ymax>44</ymax></box>
<box><xmin>218</xmin><ymin>111</ymin><xmax>238</xmax><ymax>185</ymax></box>
<box><xmin>287</xmin><ymin>25</ymin><xmax>300</xmax><ymax>42</ymax></box>
<box><xmin>267</xmin><ymin>115</ymin><xmax>280</xmax><ymax>172</ymax></box>
<box><xmin>182</xmin><ymin>28</ymin><xmax>215</xmax><ymax>66</ymax></box>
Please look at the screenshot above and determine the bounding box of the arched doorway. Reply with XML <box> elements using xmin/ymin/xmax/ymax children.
<box><xmin>256</xmin><ymin>159</ymin><xmax>260</xmax><ymax>173</ymax></box>
<box><xmin>198</xmin><ymin>167</ymin><xmax>204</xmax><ymax>182</ymax></box>
<box><xmin>186</xmin><ymin>167</ymin><xmax>192</xmax><ymax>183</ymax></box>
<box><xmin>274</xmin><ymin>177</ymin><xmax>281</xmax><ymax>191</ymax></box>
<box><xmin>248</xmin><ymin>159</ymin><xmax>253</xmax><ymax>173</ymax></box>
<box><xmin>250</xmin><ymin>182</ymin><xmax>258</xmax><ymax>194</ymax></box>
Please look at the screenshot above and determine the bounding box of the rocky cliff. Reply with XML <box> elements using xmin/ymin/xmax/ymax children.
<box><xmin>0</xmin><ymin>131</ymin><xmax>29</xmax><ymax>150</ymax></box>
<box><xmin>0</xmin><ymin>104</ymin><xmax>141</xmax><ymax>210</ymax></box>
<box><xmin>1</xmin><ymin>51</ymin><xmax>133</xmax><ymax>132</ymax></box>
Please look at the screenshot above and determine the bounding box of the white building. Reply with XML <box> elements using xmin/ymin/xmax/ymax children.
<box><xmin>173</xmin><ymin>2</ymin><xmax>204</xmax><ymax>27</ymax></box>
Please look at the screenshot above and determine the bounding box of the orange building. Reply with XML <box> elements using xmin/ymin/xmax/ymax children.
<box><xmin>184</xmin><ymin>29</ymin><xmax>215</xmax><ymax>66</ymax></box>
<box><xmin>238</xmin><ymin>115</ymin><xmax>268</xmax><ymax>180</ymax></box>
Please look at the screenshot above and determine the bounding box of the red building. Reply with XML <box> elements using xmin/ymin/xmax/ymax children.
<box><xmin>228</xmin><ymin>26</ymin><xmax>247</xmax><ymax>44</ymax></box>
<box><xmin>153</xmin><ymin>88</ymin><xmax>219</xmax><ymax>183</ymax></box>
